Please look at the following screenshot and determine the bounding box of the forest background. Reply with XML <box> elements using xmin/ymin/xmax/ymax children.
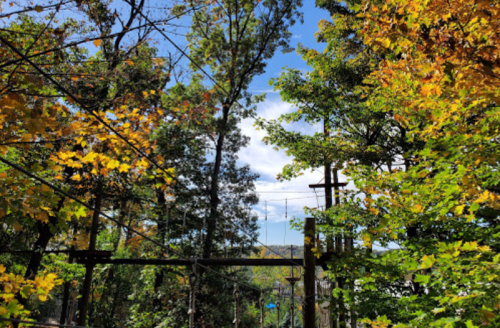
<box><xmin>0</xmin><ymin>0</ymin><xmax>499</xmax><ymax>327</ymax></box>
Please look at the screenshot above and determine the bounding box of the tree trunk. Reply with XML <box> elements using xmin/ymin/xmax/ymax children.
<box><xmin>77</xmin><ymin>186</ymin><xmax>103</xmax><ymax>326</ymax></box>
<box><xmin>203</xmin><ymin>103</ymin><xmax>230</xmax><ymax>259</ymax></box>
<box><xmin>153</xmin><ymin>187</ymin><xmax>167</xmax><ymax>309</ymax></box>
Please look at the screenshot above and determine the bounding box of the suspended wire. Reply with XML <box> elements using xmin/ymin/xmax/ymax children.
<box><xmin>0</xmin><ymin>156</ymin><xmax>261</xmax><ymax>292</ymax></box>
<box><xmin>254</xmin><ymin>191</ymin><xmax>323</xmax><ymax>193</ymax></box>
<box><xmin>284</xmin><ymin>198</ymin><xmax>287</xmax><ymax>246</ymax></box>
<box><xmin>120</xmin><ymin>0</ymin><xmax>303</xmax><ymax>266</ymax></box>
<box><xmin>0</xmin><ymin>0</ymin><xmax>301</xmax><ymax>272</ymax></box>
<box><xmin>265</xmin><ymin>200</ymin><xmax>267</xmax><ymax>245</ymax></box>
<box><xmin>256</xmin><ymin>210</ymin><xmax>305</xmax><ymax>218</ymax></box>
<box><xmin>313</xmin><ymin>189</ymin><xmax>323</xmax><ymax>211</ymax></box>
<box><xmin>258</xmin><ymin>194</ymin><xmax>325</xmax><ymax>202</ymax></box>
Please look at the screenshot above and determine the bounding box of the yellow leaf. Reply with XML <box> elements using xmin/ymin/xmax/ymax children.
<box><xmin>420</xmin><ymin>255</ymin><xmax>435</xmax><ymax>269</ymax></box>
<box><xmin>107</xmin><ymin>160</ymin><xmax>120</xmax><ymax>169</ymax></box>
<box><xmin>420</xmin><ymin>84</ymin><xmax>433</xmax><ymax>96</ymax></box>
<box><xmin>125</xmin><ymin>60</ymin><xmax>134</xmax><ymax>66</ymax></box>
<box><xmin>454</xmin><ymin>205</ymin><xmax>465</xmax><ymax>215</ymax></box>
<box><xmin>93</xmin><ymin>39</ymin><xmax>102</xmax><ymax>47</ymax></box>
<box><xmin>118</xmin><ymin>163</ymin><xmax>130</xmax><ymax>173</ymax></box>
<box><xmin>71</xmin><ymin>174</ymin><xmax>81</xmax><ymax>181</ymax></box>
<box><xmin>475</xmin><ymin>190</ymin><xmax>490</xmax><ymax>204</ymax></box>
<box><xmin>81</xmin><ymin>152</ymin><xmax>98</xmax><ymax>164</ymax></box>
<box><xmin>36</xmin><ymin>212</ymin><xmax>49</xmax><ymax>223</ymax></box>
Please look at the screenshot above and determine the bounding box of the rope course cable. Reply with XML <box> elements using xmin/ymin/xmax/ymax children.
<box><xmin>4</xmin><ymin>0</ymin><xmax>305</xmax><ymax>269</ymax></box>
<box><xmin>0</xmin><ymin>156</ymin><xmax>261</xmax><ymax>293</ymax></box>
<box><xmin>0</xmin><ymin>9</ymin><xmax>303</xmax><ymax>320</ymax></box>
<box><xmin>188</xmin><ymin>265</ymin><xmax>198</xmax><ymax>328</ymax></box>
<box><xmin>284</xmin><ymin>198</ymin><xmax>287</xmax><ymax>245</ymax></box>
<box><xmin>233</xmin><ymin>283</ymin><xmax>241</xmax><ymax>328</ymax></box>
<box><xmin>0</xmin><ymin>2</ymin><xmax>306</xmax><ymax>326</ymax></box>
<box><xmin>0</xmin><ymin>32</ymin><xmax>298</xmax><ymax>267</ymax></box>
<box><xmin>258</xmin><ymin>194</ymin><xmax>326</xmax><ymax>202</ymax></box>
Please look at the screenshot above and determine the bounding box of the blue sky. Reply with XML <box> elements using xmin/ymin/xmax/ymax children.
<box><xmin>2</xmin><ymin>0</ymin><xmax>354</xmax><ymax>248</ymax></box>
<box><xmin>236</xmin><ymin>3</ymin><xmax>334</xmax><ymax>247</ymax></box>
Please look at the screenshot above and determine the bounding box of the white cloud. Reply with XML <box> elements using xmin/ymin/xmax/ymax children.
<box><xmin>238</xmin><ymin>97</ymin><xmax>352</xmax><ymax>222</ymax></box>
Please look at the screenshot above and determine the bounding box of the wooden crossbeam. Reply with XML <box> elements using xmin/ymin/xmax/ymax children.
<box><xmin>309</xmin><ymin>182</ymin><xmax>347</xmax><ymax>188</ymax></box>
<box><xmin>82</xmin><ymin>258</ymin><xmax>305</xmax><ymax>267</ymax></box>
<box><xmin>0</xmin><ymin>250</ymin><xmax>112</xmax><ymax>257</ymax></box>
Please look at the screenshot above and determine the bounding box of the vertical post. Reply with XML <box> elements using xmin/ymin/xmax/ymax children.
<box><xmin>333</xmin><ymin>169</ymin><xmax>347</xmax><ymax>328</ymax></box>
<box><xmin>290</xmin><ymin>283</ymin><xmax>295</xmax><ymax>328</ymax></box>
<box><xmin>304</xmin><ymin>217</ymin><xmax>316</xmax><ymax>328</ymax></box>
<box><xmin>260</xmin><ymin>295</ymin><xmax>265</xmax><ymax>328</ymax></box>
<box><xmin>286</xmin><ymin>245</ymin><xmax>299</xmax><ymax>328</ymax></box>
<box><xmin>276</xmin><ymin>301</ymin><xmax>281</xmax><ymax>328</ymax></box>
<box><xmin>188</xmin><ymin>266</ymin><xmax>198</xmax><ymax>328</ymax></box>
<box><xmin>77</xmin><ymin>190</ymin><xmax>102</xmax><ymax>326</ymax></box>
<box><xmin>324</xmin><ymin>120</ymin><xmax>334</xmax><ymax>253</ymax></box>
<box><xmin>233</xmin><ymin>283</ymin><xmax>240</xmax><ymax>328</ymax></box>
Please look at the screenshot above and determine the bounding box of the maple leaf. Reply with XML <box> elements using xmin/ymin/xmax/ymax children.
<box><xmin>107</xmin><ymin>160</ymin><xmax>120</xmax><ymax>169</ymax></box>
<box><xmin>81</xmin><ymin>152</ymin><xmax>98</xmax><ymax>164</ymax></box>
<box><xmin>420</xmin><ymin>255</ymin><xmax>435</xmax><ymax>269</ymax></box>
<box><xmin>118</xmin><ymin>163</ymin><xmax>130</xmax><ymax>173</ymax></box>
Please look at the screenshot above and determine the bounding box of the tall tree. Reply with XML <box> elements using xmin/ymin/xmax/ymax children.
<box><xmin>185</xmin><ymin>0</ymin><xmax>303</xmax><ymax>259</ymax></box>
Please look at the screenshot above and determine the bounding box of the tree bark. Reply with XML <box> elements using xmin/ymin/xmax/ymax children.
<box><xmin>203</xmin><ymin>103</ymin><xmax>230</xmax><ymax>259</ymax></box>
<box><xmin>77</xmin><ymin>186</ymin><xmax>103</xmax><ymax>326</ymax></box>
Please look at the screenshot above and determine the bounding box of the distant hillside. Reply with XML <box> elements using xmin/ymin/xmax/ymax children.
<box><xmin>255</xmin><ymin>245</ymin><xmax>304</xmax><ymax>258</ymax></box>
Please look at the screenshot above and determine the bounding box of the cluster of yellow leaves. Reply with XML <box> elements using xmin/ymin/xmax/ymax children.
<box><xmin>0</xmin><ymin>265</ymin><xmax>62</xmax><ymax>321</ymax></box>
<box><xmin>356</xmin><ymin>0</ymin><xmax>500</xmax><ymax>217</ymax></box>
<box><xmin>0</xmin><ymin>35</ymin><xmax>177</xmax><ymax>226</ymax></box>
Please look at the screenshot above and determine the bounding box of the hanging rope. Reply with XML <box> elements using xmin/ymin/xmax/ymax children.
<box><xmin>188</xmin><ymin>264</ymin><xmax>198</xmax><ymax>328</ymax></box>
<box><xmin>165</xmin><ymin>204</ymin><xmax>170</xmax><ymax>255</ymax></box>
<box><xmin>182</xmin><ymin>209</ymin><xmax>187</xmax><ymax>240</ymax></box>
<box><xmin>233</xmin><ymin>283</ymin><xmax>240</xmax><ymax>327</ymax></box>
<box><xmin>284</xmin><ymin>198</ymin><xmax>287</xmax><ymax>246</ymax></box>
<box><xmin>265</xmin><ymin>200</ymin><xmax>268</xmax><ymax>245</ymax></box>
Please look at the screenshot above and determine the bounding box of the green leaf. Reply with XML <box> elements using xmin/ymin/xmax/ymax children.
<box><xmin>420</xmin><ymin>255</ymin><xmax>436</xmax><ymax>269</ymax></box>
<box><xmin>414</xmin><ymin>274</ymin><xmax>430</xmax><ymax>284</ymax></box>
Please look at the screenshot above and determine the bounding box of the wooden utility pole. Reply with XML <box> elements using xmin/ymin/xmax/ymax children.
<box><xmin>310</xmin><ymin>166</ymin><xmax>348</xmax><ymax>328</ymax></box>
<box><xmin>333</xmin><ymin>169</ymin><xmax>346</xmax><ymax>328</ymax></box>
<box><xmin>77</xmin><ymin>189</ymin><xmax>102</xmax><ymax>326</ymax></box>
<box><xmin>303</xmin><ymin>217</ymin><xmax>316</xmax><ymax>328</ymax></box>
